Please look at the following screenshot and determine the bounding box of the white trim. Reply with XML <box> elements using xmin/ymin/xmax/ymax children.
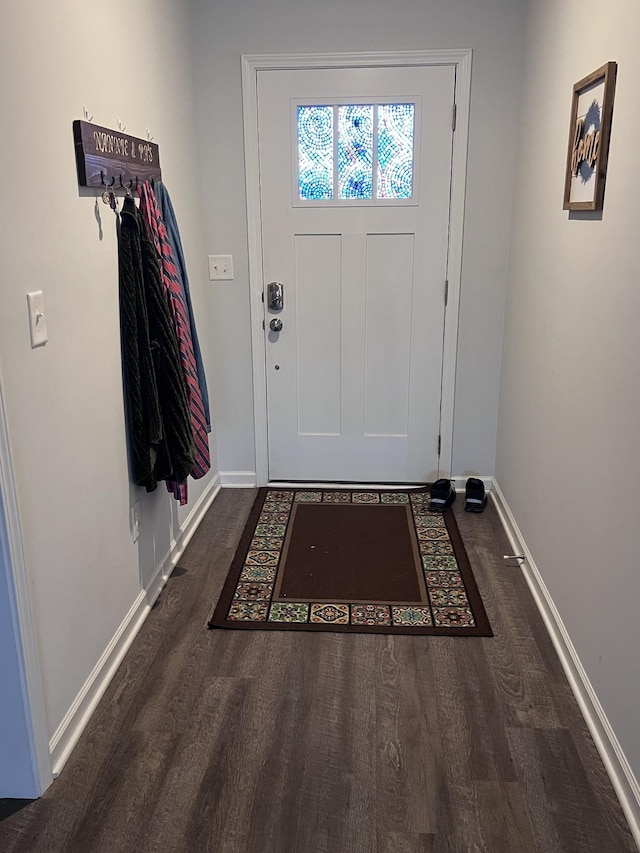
<box><xmin>242</xmin><ymin>54</ymin><xmax>269</xmax><ymax>486</ymax></box>
<box><xmin>0</xmin><ymin>367</ymin><xmax>52</xmax><ymax>796</ymax></box>
<box><xmin>49</xmin><ymin>473</ymin><xmax>221</xmax><ymax>776</ymax></box>
<box><xmin>219</xmin><ymin>470</ymin><xmax>257</xmax><ymax>488</ymax></box>
<box><xmin>265</xmin><ymin>476</ymin><xmax>492</xmax><ymax>491</ymax></box>
<box><xmin>242</xmin><ymin>49</ymin><xmax>475</xmax><ymax>69</ymax></box>
<box><xmin>451</xmin><ymin>475</ymin><xmax>493</xmax><ymax>493</ymax></box>
<box><xmin>438</xmin><ymin>50</ymin><xmax>472</xmax><ymax>479</ymax></box>
<box><xmin>491</xmin><ymin>478</ymin><xmax>640</xmax><ymax>850</ymax></box>
<box><xmin>269</xmin><ymin>481</ymin><xmax>425</xmax><ymax>490</ymax></box>
<box><xmin>242</xmin><ymin>49</ymin><xmax>473</xmax><ymax>486</ymax></box>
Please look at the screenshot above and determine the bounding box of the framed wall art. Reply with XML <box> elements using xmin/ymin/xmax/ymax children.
<box><xmin>563</xmin><ymin>61</ymin><xmax>617</xmax><ymax>211</ymax></box>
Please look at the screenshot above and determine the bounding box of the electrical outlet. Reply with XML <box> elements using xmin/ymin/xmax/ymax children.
<box><xmin>131</xmin><ymin>501</ymin><xmax>141</xmax><ymax>543</ymax></box>
<box><xmin>208</xmin><ymin>254</ymin><xmax>234</xmax><ymax>281</ymax></box>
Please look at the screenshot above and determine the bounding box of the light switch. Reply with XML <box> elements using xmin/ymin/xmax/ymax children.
<box><xmin>27</xmin><ymin>291</ymin><xmax>48</xmax><ymax>347</ymax></box>
<box><xmin>208</xmin><ymin>254</ymin><xmax>234</xmax><ymax>281</ymax></box>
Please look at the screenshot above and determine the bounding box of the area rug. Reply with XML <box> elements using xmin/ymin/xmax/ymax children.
<box><xmin>208</xmin><ymin>488</ymin><xmax>492</xmax><ymax>636</ymax></box>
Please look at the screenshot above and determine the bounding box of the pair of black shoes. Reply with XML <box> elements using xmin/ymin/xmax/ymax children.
<box><xmin>429</xmin><ymin>478</ymin><xmax>487</xmax><ymax>513</ymax></box>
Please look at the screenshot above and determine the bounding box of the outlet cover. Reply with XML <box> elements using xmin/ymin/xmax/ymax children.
<box><xmin>27</xmin><ymin>291</ymin><xmax>48</xmax><ymax>347</ymax></box>
<box><xmin>208</xmin><ymin>254</ymin><xmax>234</xmax><ymax>281</ymax></box>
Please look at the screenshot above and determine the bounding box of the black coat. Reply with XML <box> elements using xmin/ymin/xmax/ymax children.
<box><xmin>118</xmin><ymin>197</ymin><xmax>195</xmax><ymax>491</ymax></box>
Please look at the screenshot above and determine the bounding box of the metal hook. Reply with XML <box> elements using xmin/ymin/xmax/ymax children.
<box><xmin>82</xmin><ymin>104</ymin><xmax>93</xmax><ymax>122</ymax></box>
<box><xmin>146</xmin><ymin>128</ymin><xmax>154</xmax><ymax>142</ymax></box>
<box><xmin>121</xmin><ymin>175</ymin><xmax>133</xmax><ymax>198</ymax></box>
<box><xmin>117</xmin><ymin>116</ymin><xmax>126</xmax><ymax>133</ymax></box>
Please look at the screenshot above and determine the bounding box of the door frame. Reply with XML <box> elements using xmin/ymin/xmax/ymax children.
<box><xmin>0</xmin><ymin>365</ymin><xmax>52</xmax><ymax>796</ymax></box>
<box><xmin>242</xmin><ymin>49</ymin><xmax>472</xmax><ymax>486</ymax></box>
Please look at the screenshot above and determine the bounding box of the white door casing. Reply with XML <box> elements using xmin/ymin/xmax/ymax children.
<box><xmin>0</xmin><ymin>366</ymin><xmax>52</xmax><ymax>796</ymax></box>
<box><xmin>242</xmin><ymin>51</ymin><xmax>472</xmax><ymax>485</ymax></box>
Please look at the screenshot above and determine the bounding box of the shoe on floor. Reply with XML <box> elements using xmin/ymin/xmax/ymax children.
<box><xmin>429</xmin><ymin>478</ymin><xmax>456</xmax><ymax>512</ymax></box>
<box><xmin>465</xmin><ymin>478</ymin><xmax>487</xmax><ymax>513</ymax></box>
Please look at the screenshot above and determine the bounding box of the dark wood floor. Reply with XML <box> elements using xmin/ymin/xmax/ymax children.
<box><xmin>0</xmin><ymin>488</ymin><xmax>635</xmax><ymax>852</ymax></box>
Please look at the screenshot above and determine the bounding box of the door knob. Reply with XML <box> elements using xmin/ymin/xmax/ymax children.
<box><xmin>269</xmin><ymin>318</ymin><xmax>283</xmax><ymax>332</ymax></box>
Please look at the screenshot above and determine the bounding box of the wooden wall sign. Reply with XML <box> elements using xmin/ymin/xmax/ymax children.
<box><xmin>563</xmin><ymin>62</ymin><xmax>617</xmax><ymax>211</ymax></box>
<box><xmin>73</xmin><ymin>120</ymin><xmax>162</xmax><ymax>188</ymax></box>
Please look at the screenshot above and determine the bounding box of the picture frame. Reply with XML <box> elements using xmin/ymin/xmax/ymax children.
<box><xmin>563</xmin><ymin>61</ymin><xmax>617</xmax><ymax>211</ymax></box>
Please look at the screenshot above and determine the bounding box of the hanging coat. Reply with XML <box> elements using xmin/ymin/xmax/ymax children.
<box><xmin>118</xmin><ymin>196</ymin><xmax>195</xmax><ymax>491</ymax></box>
<box><xmin>138</xmin><ymin>182</ymin><xmax>210</xmax><ymax>505</ymax></box>
<box><xmin>154</xmin><ymin>181</ymin><xmax>211</xmax><ymax>432</ymax></box>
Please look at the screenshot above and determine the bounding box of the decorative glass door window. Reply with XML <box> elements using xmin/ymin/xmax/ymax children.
<box><xmin>297</xmin><ymin>103</ymin><xmax>416</xmax><ymax>202</ymax></box>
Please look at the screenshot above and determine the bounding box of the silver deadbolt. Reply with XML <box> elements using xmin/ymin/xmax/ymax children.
<box><xmin>270</xmin><ymin>318</ymin><xmax>283</xmax><ymax>332</ymax></box>
<box><xmin>267</xmin><ymin>281</ymin><xmax>284</xmax><ymax>311</ymax></box>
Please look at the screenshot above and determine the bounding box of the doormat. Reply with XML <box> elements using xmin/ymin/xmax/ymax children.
<box><xmin>208</xmin><ymin>488</ymin><xmax>492</xmax><ymax>636</ymax></box>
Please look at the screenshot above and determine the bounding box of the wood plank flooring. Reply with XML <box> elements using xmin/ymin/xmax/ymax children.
<box><xmin>0</xmin><ymin>488</ymin><xmax>635</xmax><ymax>852</ymax></box>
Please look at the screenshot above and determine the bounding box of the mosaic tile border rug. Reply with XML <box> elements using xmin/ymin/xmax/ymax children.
<box><xmin>208</xmin><ymin>488</ymin><xmax>492</xmax><ymax>636</ymax></box>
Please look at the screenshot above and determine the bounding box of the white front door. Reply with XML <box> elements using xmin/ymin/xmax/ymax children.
<box><xmin>257</xmin><ymin>64</ymin><xmax>456</xmax><ymax>483</ymax></box>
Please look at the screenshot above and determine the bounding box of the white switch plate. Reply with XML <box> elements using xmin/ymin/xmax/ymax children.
<box><xmin>208</xmin><ymin>254</ymin><xmax>234</xmax><ymax>281</ymax></box>
<box><xmin>27</xmin><ymin>291</ymin><xmax>48</xmax><ymax>347</ymax></box>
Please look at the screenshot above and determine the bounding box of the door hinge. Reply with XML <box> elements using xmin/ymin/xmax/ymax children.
<box><xmin>444</xmin><ymin>280</ymin><xmax>449</xmax><ymax>307</ymax></box>
<box><xmin>452</xmin><ymin>103</ymin><xmax>457</xmax><ymax>132</ymax></box>
<box><xmin>438</xmin><ymin>435</ymin><xmax>442</xmax><ymax>456</ymax></box>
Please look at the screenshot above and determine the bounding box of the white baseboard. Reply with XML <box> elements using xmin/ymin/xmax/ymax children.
<box><xmin>491</xmin><ymin>478</ymin><xmax>640</xmax><ymax>850</ymax></box>
<box><xmin>268</xmin><ymin>481</ymin><xmax>429</xmax><ymax>489</ymax></box>
<box><xmin>220</xmin><ymin>474</ymin><xmax>491</xmax><ymax>491</ymax></box>
<box><xmin>451</xmin><ymin>475</ymin><xmax>493</xmax><ymax>493</ymax></box>
<box><xmin>49</xmin><ymin>473</ymin><xmax>221</xmax><ymax>777</ymax></box>
<box><xmin>219</xmin><ymin>470</ymin><xmax>257</xmax><ymax>488</ymax></box>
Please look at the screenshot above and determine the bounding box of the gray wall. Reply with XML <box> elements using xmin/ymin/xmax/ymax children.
<box><xmin>0</xmin><ymin>0</ymin><xmax>217</xmax><ymax>743</ymax></box>
<box><xmin>191</xmin><ymin>0</ymin><xmax>527</xmax><ymax>480</ymax></box>
<box><xmin>496</xmin><ymin>0</ymin><xmax>640</xmax><ymax>779</ymax></box>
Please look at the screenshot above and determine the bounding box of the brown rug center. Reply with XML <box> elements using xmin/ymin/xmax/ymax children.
<box><xmin>277</xmin><ymin>504</ymin><xmax>423</xmax><ymax>602</ymax></box>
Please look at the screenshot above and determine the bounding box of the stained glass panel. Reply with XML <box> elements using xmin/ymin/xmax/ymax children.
<box><xmin>297</xmin><ymin>102</ymin><xmax>415</xmax><ymax>203</ymax></box>
<box><xmin>377</xmin><ymin>104</ymin><xmax>415</xmax><ymax>199</ymax></box>
<box><xmin>298</xmin><ymin>106</ymin><xmax>334</xmax><ymax>200</ymax></box>
<box><xmin>337</xmin><ymin>105</ymin><xmax>373</xmax><ymax>199</ymax></box>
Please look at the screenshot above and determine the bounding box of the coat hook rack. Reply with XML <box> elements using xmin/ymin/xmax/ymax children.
<box><xmin>73</xmin><ymin>120</ymin><xmax>161</xmax><ymax>189</ymax></box>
